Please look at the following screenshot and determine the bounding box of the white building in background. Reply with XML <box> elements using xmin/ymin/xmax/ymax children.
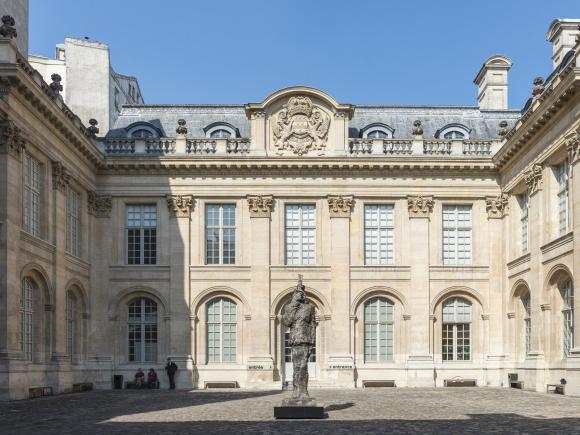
<box><xmin>29</xmin><ymin>37</ymin><xmax>144</xmax><ymax>133</ymax></box>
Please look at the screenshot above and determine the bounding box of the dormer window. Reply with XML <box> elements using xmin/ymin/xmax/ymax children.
<box><xmin>204</xmin><ymin>123</ymin><xmax>239</xmax><ymax>139</ymax></box>
<box><xmin>360</xmin><ymin>123</ymin><xmax>394</xmax><ymax>139</ymax></box>
<box><xmin>126</xmin><ymin>123</ymin><xmax>159</xmax><ymax>139</ymax></box>
<box><xmin>435</xmin><ymin>124</ymin><xmax>470</xmax><ymax>140</ymax></box>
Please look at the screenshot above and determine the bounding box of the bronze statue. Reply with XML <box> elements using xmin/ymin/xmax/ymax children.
<box><xmin>282</xmin><ymin>274</ymin><xmax>316</xmax><ymax>401</ymax></box>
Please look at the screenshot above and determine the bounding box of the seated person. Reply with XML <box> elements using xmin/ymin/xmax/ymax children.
<box><xmin>147</xmin><ymin>368</ymin><xmax>158</xmax><ymax>387</ymax></box>
<box><xmin>134</xmin><ymin>368</ymin><xmax>145</xmax><ymax>387</ymax></box>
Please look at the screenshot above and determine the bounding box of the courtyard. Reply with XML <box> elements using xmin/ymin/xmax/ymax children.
<box><xmin>1</xmin><ymin>388</ymin><xmax>579</xmax><ymax>434</ymax></box>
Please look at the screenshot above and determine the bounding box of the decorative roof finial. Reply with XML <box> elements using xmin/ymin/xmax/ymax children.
<box><xmin>87</xmin><ymin>119</ymin><xmax>99</xmax><ymax>136</ymax></box>
<box><xmin>50</xmin><ymin>73</ymin><xmax>63</xmax><ymax>94</ymax></box>
<box><xmin>498</xmin><ymin>120</ymin><xmax>509</xmax><ymax>137</ymax></box>
<box><xmin>532</xmin><ymin>77</ymin><xmax>544</xmax><ymax>97</ymax></box>
<box><xmin>412</xmin><ymin>120</ymin><xmax>423</xmax><ymax>135</ymax></box>
<box><xmin>176</xmin><ymin>119</ymin><xmax>187</xmax><ymax>135</ymax></box>
<box><xmin>0</xmin><ymin>15</ymin><xmax>17</xmax><ymax>39</ymax></box>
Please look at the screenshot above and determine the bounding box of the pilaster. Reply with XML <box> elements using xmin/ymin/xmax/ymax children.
<box><xmin>567</xmin><ymin>129</ymin><xmax>580</xmax><ymax>349</ymax></box>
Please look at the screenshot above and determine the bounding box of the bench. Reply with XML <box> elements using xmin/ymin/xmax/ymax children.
<box><xmin>204</xmin><ymin>381</ymin><xmax>238</xmax><ymax>389</ymax></box>
<box><xmin>29</xmin><ymin>386</ymin><xmax>53</xmax><ymax>399</ymax></box>
<box><xmin>547</xmin><ymin>384</ymin><xmax>565</xmax><ymax>395</ymax></box>
<box><xmin>444</xmin><ymin>379</ymin><xmax>477</xmax><ymax>387</ymax></box>
<box><xmin>125</xmin><ymin>381</ymin><xmax>160</xmax><ymax>389</ymax></box>
<box><xmin>509</xmin><ymin>381</ymin><xmax>524</xmax><ymax>389</ymax></box>
<box><xmin>72</xmin><ymin>382</ymin><xmax>93</xmax><ymax>392</ymax></box>
<box><xmin>362</xmin><ymin>380</ymin><xmax>396</xmax><ymax>388</ymax></box>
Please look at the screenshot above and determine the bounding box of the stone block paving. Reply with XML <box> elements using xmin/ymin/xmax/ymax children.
<box><xmin>1</xmin><ymin>388</ymin><xmax>580</xmax><ymax>434</ymax></box>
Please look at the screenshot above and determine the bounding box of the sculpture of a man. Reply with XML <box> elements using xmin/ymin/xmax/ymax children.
<box><xmin>282</xmin><ymin>274</ymin><xmax>316</xmax><ymax>400</ymax></box>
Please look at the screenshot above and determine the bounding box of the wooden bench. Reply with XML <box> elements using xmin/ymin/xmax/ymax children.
<box><xmin>509</xmin><ymin>381</ymin><xmax>524</xmax><ymax>389</ymax></box>
<box><xmin>362</xmin><ymin>380</ymin><xmax>396</xmax><ymax>388</ymax></box>
<box><xmin>204</xmin><ymin>381</ymin><xmax>238</xmax><ymax>389</ymax></box>
<box><xmin>72</xmin><ymin>382</ymin><xmax>93</xmax><ymax>392</ymax></box>
<box><xmin>444</xmin><ymin>379</ymin><xmax>477</xmax><ymax>387</ymax></box>
<box><xmin>125</xmin><ymin>381</ymin><xmax>160</xmax><ymax>389</ymax></box>
<box><xmin>29</xmin><ymin>386</ymin><xmax>53</xmax><ymax>399</ymax></box>
<box><xmin>547</xmin><ymin>384</ymin><xmax>565</xmax><ymax>395</ymax></box>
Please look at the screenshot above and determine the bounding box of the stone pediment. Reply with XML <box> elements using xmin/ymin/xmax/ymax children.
<box><xmin>245</xmin><ymin>87</ymin><xmax>354</xmax><ymax>156</ymax></box>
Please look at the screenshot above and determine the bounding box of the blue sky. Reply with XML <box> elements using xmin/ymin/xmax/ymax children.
<box><xmin>30</xmin><ymin>0</ymin><xmax>579</xmax><ymax>108</ymax></box>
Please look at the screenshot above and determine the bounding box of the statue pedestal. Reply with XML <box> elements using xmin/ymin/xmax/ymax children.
<box><xmin>274</xmin><ymin>398</ymin><xmax>325</xmax><ymax>419</ymax></box>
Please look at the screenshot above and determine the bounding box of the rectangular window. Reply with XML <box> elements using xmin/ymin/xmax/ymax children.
<box><xmin>364</xmin><ymin>298</ymin><xmax>394</xmax><ymax>362</ymax></box>
<box><xmin>20</xmin><ymin>279</ymin><xmax>34</xmax><ymax>361</ymax></box>
<box><xmin>23</xmin><ymin>153</ymin><xmax>42</xmax><ymax>238</ymax></box>
<box><xmin>205</xmin><ymin>204</ymin><xmax>236</xmax><ymax>265</ymax></box>
<box><xmin>66</xmin><ymin>187</ymin><xmax>80</xmax><ymax>256</ymax></box>
<box><xmin>126</xmin><ymin>205</ymin><xmax>157</xmax><ymax>265</ymax></box>
<box><xmin>442</xmin><ymin>205</ymin><xmax>472</xmax><ymax>265</ymax></box>
<box><xmin>557</xmin><ymin>160</ymin><xmax>569</xmax><ymax>236</ymax></box>
<box><xmin>285</xmin><ymin>205</ymin><xmax>316</xmax><ymax>266</ymax></box>
<box><xmin>66</xmin><ymin>292</ymin><xmax>76</xmax><ymax>357</ymax></box>
<box><xmin>519</xmin><ymin>193</ymin><xmax>529</xmax><ymax>254</ymax></box>
<box><xmin>364</xmin><ymin>205</ymin><xmax>395</xmax><ymax>265</ymax></box>
<box><xmin>442</xmin><ymin>298</ymin><xmax>472</xmax><ymax>361</ymax></box>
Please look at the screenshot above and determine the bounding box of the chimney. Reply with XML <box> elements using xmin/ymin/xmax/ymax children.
<box><xmin>473</xmin><ymin>55</ymin><xmax>512</xmax><ymax>111</ymax></box>
<box><xmin>546</xmin><ymin>19</ymin><xmax>580</xmax><ymax>70</ymax></box>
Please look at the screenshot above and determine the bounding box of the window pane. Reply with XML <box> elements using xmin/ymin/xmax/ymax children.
<box><xmin>285</xmin><ymin>205</ymin><xmax>316</xmax><ymax>265</ymax></box>
<box><xmin>126</xmin><ymin>205</ymin><xmax>157</xmax><ymax>265</ymax></box>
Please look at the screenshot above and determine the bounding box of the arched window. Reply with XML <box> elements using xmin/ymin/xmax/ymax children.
<box><xmin>435</xmin><ymin>124</ymin><xmax>470</xmax><ymax>140</ymax></box>
<box><xmin>366</xmin><ymin>130</ymin><xmax>389</xmax><ymax>139</ymax></box>
<box><xmin>561</xmin><ymin>280</ymin><xmax>574</xmax><ymax>356</ymax></box>
<box><xmin>209</xmin><ymin>129</ymin><xmax>232</xmax><ymax>139</ymax></box>
<box><xmin>442</xmin><ymin>297</ymin><xmax>471</xmax><ymax>361</ymax></box>
<box><xmin>66</xmin><ymin>291</ymin><xmax>77</xmax><ymax>358</ymax></box>
<box><xmin>364</xmin><ymin>297</ymin><xmax>394</xmax><ymax>362</ymax></box>
<box><xmin>521</xmin><ymin>294</ymin><xmax>531</xmax><ymax>355</ymax></box>
<box><xmin>130</xmin><ymin>129</ymin><xmax>154</xmax><ymax>139</ymax></box>
<box><xmin>360</xmin><ymin>124</ymin><xmax>394</xmax><ymax>139</ymax></box>
<box><xmin>20</xmin><ymin>278</ymin><xmax>35</xmax><ymax>361</ymax></box>
<box><xmin>207</xmin><ymin>298</ymin><xmax>237</xmax><ymax>363</ymax></box>
<box><xmin>127</xmin><ymin>298</ymin><xmax>158</xmax><ymax>362</ymax></box>
<box><xmin>443</xmin><ymin>130</ymin><xmax>465</xmax><ymax>140</ymax></box>
<box><xmin>204</xmin><ymin>123</ymin><xmax>238</xmax><ymax>139</ymax></box>
<box><xmin>126</xmin><ymin>124</ymin><xmax>158</xmax><ymax>139</ymax></box>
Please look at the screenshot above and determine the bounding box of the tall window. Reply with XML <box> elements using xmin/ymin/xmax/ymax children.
<box><xmin>522</xmin><ymin>294</ymin><xmax>531</xmax><ymax>355</ymax></box>
<box><xmin>442</xmin><ymin>297</ymin><xmax>471</xmax><ymax>361</ymax></box>
<box><xmin>126</xmin><ymin>205</ymin><xmax>157</xmax><ymax>265</ymax></box>
<box><xmin>561</xmin><ymin>280</ymin><xmax>574</xmax><ymax>356</ymax></box>
<box><xmin>127</xmin><ymin>298</ymin><xmax>157</xmax><ymax>362</ymax></box>
<box><xmin>20</xmin><ymin>278</ymin><xmax>34</xmax><ymax>361</ymax></box>
<box><xmin>557</xmin><ymin>160</ymin><xmax>569</xmax><ymax>235</ymax></box>
<box><xmin>66</xmin><ymin>291</ymin><xmax>76</xmax><ymax>358</ymax></box>
<box><xmin>364</xmin><ymin>297</ymin><xmax>394</xmax><ymax>362</ymax></box>
<box><xmin>66</xmin><ymin>187</ymin><xmax>80</xmax><ymax>256</ymax></box>
<box><xmin>207</xmin><ymin>298</ymin><xmax>237</xmax><ymax>363</ymax></box>
<box><xmin>23</xmin><ymin>153</ymin><xmax>42</xmax><ymax>238</ymax></box>
<box><xmin>520</xmin><ymin>192</ymin><xmax>529</xmax><ymax>254</ymax></box>
<box><xmin>205</xmin><ymin>204</ymin><xmax>236</xmax><ymax>265</ymax></box>
<box><xmin>364</xmin><ymin>205</ymin><xmax>395</xmax><ymax>265</ymax></box>
<box><xmin>442</xmin><ymin>205</ymin><xmax>472</xmax><ymax>265</ymax></box>
<box><xmin>285</xmin><ymin>205</ymin><xmax>316</xmax><ymax>265</ymax></box>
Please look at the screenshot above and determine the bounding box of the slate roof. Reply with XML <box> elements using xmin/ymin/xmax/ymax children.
<box><xmin>108</xmin><ymin>104</ymin><xmax>521</xmax><ymax>140</ymax></box>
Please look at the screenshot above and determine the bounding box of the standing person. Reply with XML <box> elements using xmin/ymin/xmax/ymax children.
<box><xmin>165</xmin><ymin>357</ymin><xmax>178</xmax><ymax>389</ymax></box>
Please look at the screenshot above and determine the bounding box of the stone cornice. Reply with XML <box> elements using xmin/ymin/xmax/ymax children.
<box><xmin>485</xmin><ymin>193</ymin><xmax>509</xmax><ymax>219</ymax></box>
<box><xmin>327</xmin><ymin>195</ymin><xmax>354</xmax><ymax>218</ymax></box>
<box><xmin>407</xmin><ymin>195</ymin><xmax>434</xmax><ymax>218</ymax></box>
<box><xmin>166</xmin><ymin>194</ymin><xmax>195</xmax><ymax>218</ymax></box>
<box><xmin>247</xmin><ymin>195</ymin><xmax>274</xmax><ymax>217</ymax></box>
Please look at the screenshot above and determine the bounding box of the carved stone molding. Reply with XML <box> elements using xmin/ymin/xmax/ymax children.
<box><xmin>485</xmin><ymin>193</ymin><xmax>509</xmax><ymax>219</ymax></box>
<box><xmin>166</xmin><ymin>194</ymin><xmax>194</xmax><ymax>218</ymax></box>
<box><xmin>407</xmin><ymin>195</ymin><xmax>434</xmax><ymax>218</ymax></box>
<box><xmin>540</xmin><ymin>303</ymin><xmax>552</xmax><ymax>311</ymax></box>
<box><xmin>251</xmin><ymin>111</ymin><xmax>265</xmax><ymax>120</ymax></box>
<box><xmin>412</xmin><ymin>120</ymin><xmax>423</xmax><ymax>135</ymax></box>
<box><xmin>327</xmin><ymin>195</ymin><xmax>354</xmax><ymax>218</ymax></box>
<box><xmin>247</xmin><ymin>195</ymin><xmax>274</xmax><ymax>217</ymax></box>
<box><xmin>49</xmin><ymin>73</ymin><xmax>63</xmax><ymax>95</ymax></box>
<box><xmin>176</xmin><ymin>119</ymin><xmax>187</xmax><ymax>135</ymax></box>
<box><xmin>0</xmin><ymin>15</ymin><xmax>17</xmax><ymax>39</ymax></box>
<box><xmin>524</xmin><ymin>163</ymin><xmax>543</xmax><ymax>195</ymax></box>
<box><xmin>87</xmin><ymin>119</ymin><xmax>99</xmax><ymax>137</ymax></box>
<box><xmin>566</xmin><ymin>128</ymin><xmax>580</xmax><ymax>165</ymax></box>
<box><xmin>51</xmin><ymin>160</ymin><xmax>71</xmax><ymax>192</ymax></box>
<box><xmin>0</xmin><ymin>118</ymin><xmax>25</xmax><ymax>156</ymax></box>
<box><xmin>88</xmin><ymin>191</ymin><xmax>112</xmax><ymax>218</ymax></box>
<box><xmin>507</xmin><ymin>312</ymin><xmax>516</xmax><ymax>319</ymax></box>
<box><xmin>272</xmin><ymin>96</ymin><xmax>330</xmax><ymax>156</ymax></box>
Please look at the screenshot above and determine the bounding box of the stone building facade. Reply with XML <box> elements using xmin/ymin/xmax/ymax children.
<box><xmin>1</xmin><ymin>15</ymin><xmax>580</xmax><ymax>400</ymax></box>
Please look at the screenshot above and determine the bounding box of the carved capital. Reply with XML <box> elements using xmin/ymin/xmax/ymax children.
<box><xmin>251</xmin><ymin>111</ymin><xmax>265</xmax><ymax>120</ymax></box>
<box><xmin>51</xmin><ymin>160</ymin><xmax>71</xmax><ymax>192</ymax></box>
<box><xmin>88</xmin><ymin>191</ymin><xmax>112</xmax><ymax>218</ymax></box>
<box><xmin>524</xmin><ymin>163</ymin><xmax>543</xmax><ymax>195</ymax></box>
<box><xmin>327</xmin><ymin>195</ymin><xmax>354</xmax><ymax>218</ymax></box>
<box><xmin>0</xmin><ymin>118</ymin><xmax>25</xmax><ymax>156</ymax></box>
<box><xmin>565</xmin><ymin>128</ymin><xmax>580</xmax><ymax>165</ymax></box>
<box><xmin>247</xmin><ymin>195</ymin><xmax>274</xmax><ymax>217</ymax></box>
<box><xmin>407</xmin><ymin>195</ymin><xmax>434</xmax><ymax>218</ymax></box>
<box><xmin>166</xmin><ymin>194</ymin><xmax>194</xmax><ymax>218</ymax></box>
<box><xmin>485</xmin><ymin>193</ymin><xmax>509</xmax><ymax>219</ymax></box>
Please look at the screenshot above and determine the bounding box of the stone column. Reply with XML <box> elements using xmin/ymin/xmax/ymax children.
<box><xmin>406</xmin><ymin>195</ymin><xmax>434</xmax><ymax>387</ymax></box>
<box><xmin>246</xmin><ymin>195</ymin><xmax>275</xmax><ymax>386</ymax></box>
<box><xmin>166</xmin><ymin>194</ymin><xmax>195</xmax><ymax>389</ymax></box>
<box><xmin>326</xmin><ymin>195</ymin><xmax>354</xmax><ymax>387</ymax></box>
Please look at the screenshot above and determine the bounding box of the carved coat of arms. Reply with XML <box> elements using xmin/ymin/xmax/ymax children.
<box><xmin>272</xmin><ymin>96</ymin><xmax>330</xmax><ymax>155</ymax></box>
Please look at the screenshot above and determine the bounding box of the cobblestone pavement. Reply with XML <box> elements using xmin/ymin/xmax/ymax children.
<box><xmin>1</xmin><ymin>388</ymin><xmax>580</xmax><ymax>434</ymax></box>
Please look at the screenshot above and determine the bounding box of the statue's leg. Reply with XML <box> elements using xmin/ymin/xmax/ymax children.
<box><xmin>296</xmin><ymin>344</ymin><xmax>311</xmax><ymax>399</ymax></box>
<box><xmin>291</xmin><ymin>346</ymin><xmax>300</xmax><ymax>398</ymax></box>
